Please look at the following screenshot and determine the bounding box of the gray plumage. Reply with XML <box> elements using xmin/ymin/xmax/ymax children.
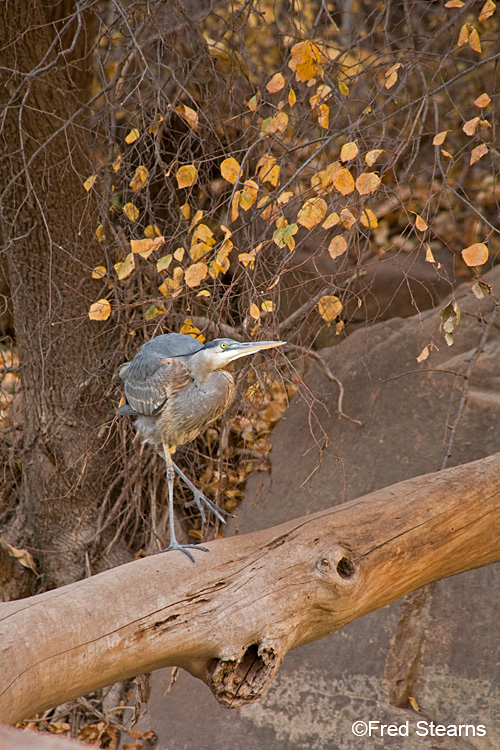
<box><xmin>116</xmin><ymin>332</ymin><xmax>285</xmax><ymax>561</ymax></box>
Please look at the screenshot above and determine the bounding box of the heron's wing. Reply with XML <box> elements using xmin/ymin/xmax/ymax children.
<box><xmin>124</xmin><ymin>355</ymin><xmax>192</xmax><ymax>416</ymax></box>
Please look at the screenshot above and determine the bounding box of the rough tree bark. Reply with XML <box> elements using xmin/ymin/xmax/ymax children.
<box><xmin>1</xmin><ymin>453</ymin><xmax>499</xmax><ymax>725</ymax></box>
<box><xmin>0</xmin><ymin>1</ymin><xmax>121</xmax><ymax>591</ymax></box>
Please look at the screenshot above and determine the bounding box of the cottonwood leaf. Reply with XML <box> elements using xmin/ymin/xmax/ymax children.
<box><xmin>340</xmin><ymin>208</ymin><xmax>356</xmax><ymax>228</ymax></box>
<box><xmin>468</xmin><ymin>27</ymin><xmax>481</xmax><ymax>52</ymax></box>
<box><xmin>129</xmin><ymin>165</ymin><xmax>149</xmax><ymax>191</ymax></box>
<box><xmin>478</xmin><ymin>0</ymin><xmax>496</xmax><ymax>22</ymax></box>
<box><xmin>176</xmin><ymin>164</ymin><xmax>198</xmax><ymax>188</ymax></box>
<box><xmin>297</xmin><ymin>197</ymin><xmax>327</xmax><ymax>229</ymax></box>
<box><xmin>462</xmin><ymin>242</ymin><xmax>488</xmax><ymax>266</ymax></box>
<box><xmin>83</xmin><ymin>174</ymin><xmax>97</xmax><ymax>192</ymax></box>
<box><xmin>261</xmin><ymin>300</ymin><xmax>274</xmax><ymax>312</ymax></box>
<box><xmin>360</xmin><ymin>208</ymin><xmax>378</xmax><ymax>228</ymax></box>
<box><xmin>474</xmin><ymin>93</ymin><xmax>491</xmax><ymax>108</ymax></box>
<box><xmin>92</xmin><ymin>265</ymin><xmax>106</xmax><ymax>279</ymax></box>
<box><xmin>356</xmin><ymin>172</ymin><xmax>381</xmax><ymax>195</ymax></box>
<box><xmin>322</xmin><ymin>212</ymin><xmax>340</xmax><ymax>228</ymax></box>
<box><xmin>317</xmin><ymin>295</ymin><xmax>343</xmax><ymax>323</ymax></box>
<box><xmin>185</xmin><ymin>262</ymin><xmax>208</xmax><ymax>288</ymax></box>
<box><xmin>340</xmin><ymin>142</ymin><xmax>359</xmax><ymax>162</ymax></box>
<box><xmin>333</xmin><ymin>168</ymin><xmax>355</xmax><ymax>195</ymax></box>
<box><xmin>433</xmin><ymin>131</ymin><xmax>448</xmax><ymax>146</ymax></box>
<box><xmin>221</xmin><ymin>157</ymin><xmax>241</xmax><ymax>184</ymax></box>
<box><xmin>266</xmin><ymin>72</ymin><xmax>286</xmax><ymax>93</ymax></box>
<box><xmin>288</xmin><ymin>40</ymin><xmax>323</xmax><ymax>82</ymax></box>
<box><xmin>89</xmin><ymin>299</ymin><xmax>111</xmax><ymax>321</ymax></box>
<box><xmin>125</xmin><ymin>128</ymin><xmax>140</xmax><ymax>144</ymax></box>
<box><xmin>365</xmin><ymin>149</ymin><xmax>384</xmax><ymax>166</ymax></box>
<box><xmin>415</xmin><ymin>214</ymin><xmax>428</xmax><ymax>231</ymax></box>
<box><xmin>328</xmin><ymin>235</ymin><xmax>348</xmax><ymax>259</ymax></box>
<box><xmin>114</xmin><ymin>253</ymin><xmax>135</xmax><ymax>280</ymax></box>
<box><xmin>123</xmin><ymin>202</ymin><xmax>139</xmax><ymax>221</ymax></box>
<box><xmin>470</xmin><ymin>143</ymin><xmax>488</xmax><ymax>164</ymax></box>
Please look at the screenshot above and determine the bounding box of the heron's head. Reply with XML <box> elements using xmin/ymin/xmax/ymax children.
<box><xmin>198</xmin><ymin>338</ymin><xmax>285</xmax><ymax>373</ymax></box>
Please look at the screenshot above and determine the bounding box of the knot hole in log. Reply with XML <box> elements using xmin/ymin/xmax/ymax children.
<box><xmin>206</xmin><ymin>642</ymin><xmax>281</xmax><ymax>709</ymax></box>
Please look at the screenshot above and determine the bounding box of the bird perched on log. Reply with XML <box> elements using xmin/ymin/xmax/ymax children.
<box><xmin>115</xmin><ymin>332</ymin><xmax>285</xmax><ymax>561</ymax></box>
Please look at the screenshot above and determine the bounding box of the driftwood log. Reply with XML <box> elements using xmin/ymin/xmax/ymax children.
<box><xmin>1</xmin><ymin>453</ymin><xmax>500</xmax><ymax>727</ymax></box>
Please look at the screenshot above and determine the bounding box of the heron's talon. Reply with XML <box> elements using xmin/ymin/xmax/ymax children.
<box><xmin>148</xmin><ymin>542</ymin><xmax>209</xmax><ymax>563</ymax></box>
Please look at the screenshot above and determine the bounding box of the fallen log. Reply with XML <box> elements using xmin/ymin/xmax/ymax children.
<box><xmin>1</xmin><ymin>453</ymin><xmax>500</xmax><ymax>725</ymax></box>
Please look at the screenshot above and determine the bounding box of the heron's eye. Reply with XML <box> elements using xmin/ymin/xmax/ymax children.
<box><xmin>220</xmin><ymin>342</ymin><xmax>227</xmax><ymax>350</ymax></box>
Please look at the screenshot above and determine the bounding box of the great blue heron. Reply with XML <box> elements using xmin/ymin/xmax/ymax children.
<box><xmin>115</xmin><ymin>332</ymin><xmax>285</xmax><ymax>561</ymax></box>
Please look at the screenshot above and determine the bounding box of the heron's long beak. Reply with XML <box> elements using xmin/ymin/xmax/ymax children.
<box><xmin>225</xmin><ymin>339</ymin><xmax>286</xmax><ymax>363</ymax></box>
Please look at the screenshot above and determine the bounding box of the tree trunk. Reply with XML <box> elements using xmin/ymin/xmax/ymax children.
<box><xmin>1</xmin><ymin>453</ymin><xmax>499</xmax><ymax>725</ymax></box>
<box><xmin>0</xmin><ymin>1</ymin><xmax>120</xmax><ymax>590</ymax></box>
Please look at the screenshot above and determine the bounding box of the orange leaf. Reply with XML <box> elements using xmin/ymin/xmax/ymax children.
<box><xmin>231</xmin><ymin>190</ymin><xmax>241</xmax><ymax>222</ymax></box>
<box><xmin>478</xmin><ymin>0</ymin><xmax>496</xmax><ymax>22</ymax></box>
<box><xmin>333</xmin><ymin>168</ymin><xmax>355</xmax><ymax>195</ymax></box>
<box><xmin>365</xmin><ymin>149</ymin><xmax>384</xmax><ymax>166</ymax></box>
<box><xmin>249</xmin><ymin>303</ymin><xmax>260</xmax><ymax>320</ymax></box>
<box><xmin>266</xmin><ymin>72</ymin><xmax>286</xmax><ymax>93</ymax></box>
<box><xmin>474</xmin><ymin>93</ymin><xmax>491</xmax><ymax>108</ymax></box>
<box><xmin>322</xmin><ymin>212</ymin><xmax>340</xmax><ymax>229</ymax></box>
<box><xmin>221</xmin><ymin>157</ymin><xmax>241</xmax><ymax>184</ymax></box>
<box><xmin>468</xmin><ymin>27</ymin><xmax>481</xmax><ymax>52</ymax></box>
<box><xmin>125</xmin><ymin>128</ymin><xmax>140</xmax><ymax>144</ymax></box>
<box><xmin>458</xmin><ymin>24</ymin><xmax>470</xmax><ymax>46</ymax></box>
<box><xmin>463</xmin><ymin>117</ymin><xmax>480</xmax><ymax>136</ymax></box>
<box><xmin>89</xmin><ymin>299</ymin><xmax>111</xmax><ymax>321</ymax></box>
<box><xmin>288</xmin><ymin>88</ymin><xmax>296</xmax><ymax>106</ymax></box>
<box><xmin>461</xmin><ymin>242</ymin><xmax>488</xmax><ymax>266</ymax></box>
<box><xmin>328</xmin><ymin>235</ymin><xmax>348</xmax><ymax>259</ymax></box>
<box><xmin>130</xmin><ymin>238</ymin><xmax>156</xmax><ymax>258</ymax></box>
<box><xmin>356</xmin><ymin>172</ymin><xmax>381</xmax><ymax>195</ymax></box>
<box><xmin>360</xmin><ymin>208</ymin><xmax>378</xmax><ymax>229</ymax></box>
<box><xmin>176</xmin><ymin>164</ymin><xmax>198</xmax><ymax>188</ymax></box>
<box><xmin>432</xmin><ymin>131</ymin><xmax>448</xmax><ymax>146</ymax></box>
<box><xmin>415</xmin><ymin>214</ymin><xmax>428</xmax><ymax>232</ymax></box>
<box><xmin>129</xmin><ymin>165</ymin><xmax>149</xmax><ymax>191</ymax></box>
<box><xmin>340</xmin><ymin>141</ymin><xmax>359</xmax><ymax>162</ymax></box>
<box><xmin>339</xmin><ymin>208</ymin><xmax>356</xmax><ymax>228</ymax></box>
<box><xmin>123</xmin><ymin>203</ymin><xmax>139</xmax><ymax>221</ymax></box>
<box><xmin>297</xmin><ymin>197</ymin><xmax>327</xmax><ymax>229</ymax></box>
<box><xmin>288</xmin><ymin>40</ymin><xmax>323</xmax><ymax>82</ymax></box>
<box><xmin>265</xmin><ymin>111</ymin><xmax>289</xmax><ymax>133</ymax></box>
<box><xmin>317</xmin><ymin>295</ymin><xmax>343</xmax><ymax>322</ymax></box>
<box><xmin>470</xmin><ymin>143</ymin><xmax>488</xmax><ymax>165</ymax></box>
<box><xmin>185</xmin><ymin>262</ymin><xmax>208</xmax><ymax>288</ymax></box>
<box><xmin>445</xmin><ymin>0</ymin><xmax>464</xmax><ymax>6</ymax></box>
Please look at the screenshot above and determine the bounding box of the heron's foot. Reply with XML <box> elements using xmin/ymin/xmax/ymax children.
<box><xmin>183</xmin><ymin>490</ymin><xmax>228</xmax><ymax>525</ymax></box>
<box><xmin>148</xmin><ymin>542</ymin><xmax>209</xmax><ymax>563</ymax></box>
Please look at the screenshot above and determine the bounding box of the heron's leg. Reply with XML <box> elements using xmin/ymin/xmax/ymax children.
<box><xmin>171</xmin><ymin>460</ymin><xmax>228</xmax><ymax>525</ymax></box>
<box><xmin>154</xmin><ymin>442</ymin><xmax>209</xmax><ymax>563</ymax></box>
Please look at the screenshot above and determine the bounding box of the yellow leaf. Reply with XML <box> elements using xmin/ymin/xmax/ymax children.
<box><xmin>365</xmin><ymin>149</ymin><xmax>384</xmax><ymax>166</ymax></box>
<box><xmin>441</xmin><ymin>149</ymin><xmax>453</xmax><ymax>158</ymax></box>
<box><xmin>92</xmin><ymin>265</ymin><xmax>106</xmax><ymax>279</ymax></box>
<box><xmin>360</xmin><ymin>208</ymin><xmax>378</xmax><ymax>229</ymax></box>
<box><xmin>316</xmin><ymin>103</ymin><xmax>329</xmax><ymax>129</ymax></box>
<box><xmin>83</xmin><ymin>174</ymin><xmax>97</xmax><ymax>192</ymax></box>
<box><xmin>322</xmin><ymin>212</ymin><xmax>340</xmax><ymax>228</ymax></box>
<box><xmin>247</xmin><ymin>93</ymin><xmax>259</xmax><ymax>111</ymax></box>
<box><xmin>239</xmin><ymin>243</ymin><xmax>262</xmax><ymax>269</ymax></box>
<box><xmin>123</xmin><ymin>202</ymin><xmax>139</xmax><ymax>221</ymax></box>
<box><xmin>95</xmin><ymin>224</ymin><xmax>103</xmax><ymax>242</ymax></box>
<box><xmin>179</xmin><ymin>318</ymin><xmax>205</xmax><ymax>341</ymax></box>
<box><xmin>261</xmin><ymin>300</ymin><xmax>274</xmax><ymax>312</ymax></box>
<box><xmin>148</xmin><ymin>113</ymin><xmax>164</xmax><ymax>137</ymax></box>
<box><xmin>470</xmin><ymin>143</ymin><xmax>488</xmax><ymax>165</ymax></box>
<box><xmin>297</xmin><ymin>197</ymin><xmax>327</xmax><ymax>229</ymax></box>
<box><xmin>340</xmin><ymin>142</ymin><xmax>359</xmax><ymax>162</ymax></box>
<box><xmin>112</xmin><ymin>154</ymin><xmax>122</xmax><ymax>172</ymax></box>
<box><xmin>249</xmin><ymin>303</ymin><xmax>260</xmax><ymax>320</ymax></box>
<box><xmin>231</xmin><ymin>190</ymin><xmax>241</xmax><ymax>222</ymax></box>
<box><xmin>265</xmin><ymin>111</ymin><xmax>289</xmax><ymax>134</ymax></box>
<box><xmin>176</xmin><ymin>164</ymin><xmax>198</xmax><ymax>189</ymax></box>
<box><xmin>185</xmin><ymin>262</ymin><xmax>208</xmax><ymax>288</ymax></box>
<box><xmin>221</xmin><ymin>157</ymin><xmax>241</xmax><ymax>184</ymax></box>
<box><xmin>277</xmin><ymin>190</ymin><xmax>294</xmax><ymax>205</ymax></box>
<box><xmin>317</xmin><ymin>295</ymin><xmax>343</xmax><ymax>323</ymax></box>
<box><xmin>266</xmin><ymin>72</ymin><xmax>286</xmax><ymax>93</ymax></box>
<box><xmin>180</xmin><ymin>203</ymin><xmax>191</xmax><ymax>220</ymax></box>
<box><xmin>474</xmin><ymin>93</ymin><xmax>491</xmax><ymax>108</ymax></box>
<box><xmin>356</xmin><ymin>172</ymin><xmax>381</xmax><ymax>195</ymax></box>
<box><xmin>433</xmin><ymin>131</ymin><xmax>448</xmax><ymax>146</ymax></box>
<box><xmin>468</xmin><ymin>27</ymin><xmax>481</xmax><ymax>52</ymax></box>
<box><xmin>384</xmin><ymin>62</ymin><xmax>402</xmax><ymax>89</ymax></box>
<box><xmin>197</xmin><ymin>289</ymin><xmax>211</xmax><ymax>298</ymax></box>
<box><xmin>417</xmin><ymin>346</ymin><xmax>430</xmax><ymax>363</ymax></box>
<box><xmin>445</xmin><ymin>0</ymin><xmax>464</xmax><ymax>6</ymax></box>
<box><xmin>156</xmin><ymin>255</ymin><xmax>173</xmax><ymax>273</ymax></box>
<box><xmin>174</xmin><ymin>104</ymin><xmax>199</xmax><ymax>131</ymax></box>
<box><xmin>333</xmin><ymin>168</ymin><xmax>355</xmax><ymax>195</ymax></box>
<box><xmin>415</xmin><ymin>214</ymin><xmax>428</xmax><ymax>231</ymax></box>
<box><xmin>130</xmin><ymin>238</ymin><xmax>155</xmax><ymax>258</ymax></box>
<box><xmin>288</xmin><ymin>40</ymin><xmax>323</xmax><ymax>82</ymax></box>
<box><xmin>425</xmin><ymin>245</ymin><xmax>440</xmax><ymax>266</ymax></box>
<box><xmin>191</xmin><ymin>223</ymin><xmax>214</xmax><ymax>244</ymax></box>
<box><xmin>458</xmin><ymin>24</ymin><xmax>470</xmax><ymax>46</ymax></box>
<box><xmin>114</xmin><ymin>253</ymin><xmax>135</xmax><ymax>280</ymax></box>
<box><xmin>174</xmin><ymin>247</ymin><xmax>185</xmax><ymax>262</ymax></box>
<box><xmin>144</xmin><ymin>224</ymin><xmax>161</xmax><ymax>238</ymax></box>
<box><xmin>125</xmin><ymin>128</ymin><xmax>140</xmax><ymax>144</ymax></box>
<box><xmin>288</xmin><ymin>88</ymin><xmax>296</xmax><ymax>107</ymax></box>
<box><xmin>462</xmin><ymin>242</ymin><xmax>488</xmax><ymax>266</ymax></box>
<box><xmin>328</xmin><ymin>235</ymin><xmax>348</xmax><ymax>259</ymax></box>
<box><xmin>129</xmin><ymin>165</ymin><xmax>149</xmax><ymax>191</ymax></box>
<box><xmin>190</xmin><ymin>241</ymin><xmax>212</xmax><ymax>262</ymax></box>
<box><xmin>190</xmin><ymin>209</ymin><xmax>204</xmax><ymax>228</ymax></box>
<box><xmin>89</xmin><ymin>298</ymin><xmax>111</xmax><ymax>321</ymax></box>
<box><xmin>463</xmin><ymin>117</ymin><xmax>480</xmax><ymax>136</ymax></box>
<box><xmin>340</xmin><ymin>208</ymin><xmax>356</xmax><ymax>228</ymax></box>
<box><xmin>478</xmin><ymin>0</ymin><xmax>496</xmax><ymax>22</ymax></box>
